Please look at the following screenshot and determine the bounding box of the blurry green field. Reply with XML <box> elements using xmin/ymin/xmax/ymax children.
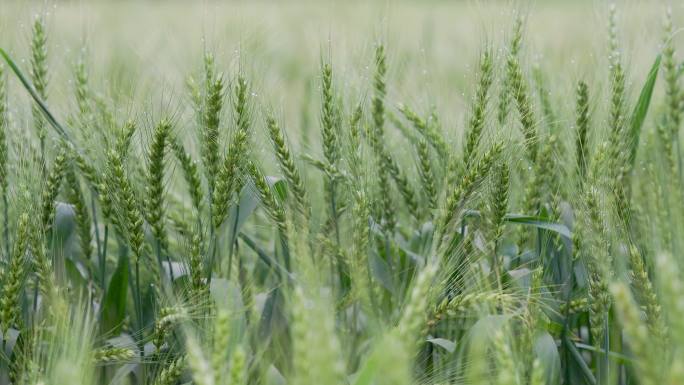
<box><xmin>0</xmin><ymin>1</ymin><xmax>668</xmax><ymax>138</ymax></box>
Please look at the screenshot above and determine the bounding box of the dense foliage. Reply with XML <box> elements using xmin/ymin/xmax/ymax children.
<box><xmin>0</xmin><ymin>4</ymin><xmax>682</xmax><ymax>385</ymax></box>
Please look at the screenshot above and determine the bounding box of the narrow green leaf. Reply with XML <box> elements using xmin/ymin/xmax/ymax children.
<box><xmin>628</xmin><ymin>54</ymin><xmax>661</xmax><ymax>167</ymax></box>
<box><xmin>534</xmin><ymin>331</ymin><xmax>561</xmax><ymax>385</ymax></box>
<box><xmin>101</xmin><ymin>255</ymin><xmax>129</xmax><ymax>335</ymax></box>
<box><xmin>0</xmin><ymin>47</ymin><xmax>73</xmax><ymax>144</ymax></box>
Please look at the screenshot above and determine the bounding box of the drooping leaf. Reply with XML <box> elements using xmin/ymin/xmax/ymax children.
<box><xmin>426</xmin><ymin>337</ymin><xmax>456</xmax><ymax>353</ymax></box>
<box><xmin>504</xmin><ymin>214</ymin><xmax>572</xmax><ymax>239</ymax></box>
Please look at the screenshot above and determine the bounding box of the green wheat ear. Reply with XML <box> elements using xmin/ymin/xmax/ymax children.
<box><xmin>172</xmin><ymin>137</ymin><xmax>204</xmax><ymax>218</ymax></box>
<box><xmin>40</xmin><ymin>146</ymin><xmax>68</xmax><ymax>230</ymax></box>
<box><xmin>247</xmin><ymin>161</ymin><xmax>289</xmax><ymax>243</ymax></box>
<box><xmin>30</xmin><ymin>17</ymin><xmax>49</xmax><ymax>161</ymax></box>
<box><xmin>435</xmin><ymin>141</ymin><xmax>502</xmax><ymax>250</ymax></box>
<box><xmin>369</xmin><ymin>43</ymin><xmax>395</xmax><ymax>232</ymax></box>
<box><xmin>498</xmin><ymin>14</ymin><xmax>524</xmax><ymax>126</ymax></box>
<box><xmin>320</xmin><ymin>62</ymin><xmax>339</xmax><ymax>168</ymax></box>
<box><xmin>575</xmin><ymin>80</ymin><xmax>591</xmax><ymax>183</ymax></box>
<box><xmin>266</xmin><ymin>116</ymin><xmax>309</xmax><ymax>219</ymax></box>
<box><xmin>463</xmin><ymin>49</ymin><xmax>494</xmax><ymax>166</ymax></box>
<box><xmin>145</xmin><ymin>119</ymin><xmax>172</xmax><ymax>252</ymax></box>
<box><xmin>0</xmin><ymin>64</ymin><xmax>8</xmax><ymax>256</ymax></box>
<box><xmin>65</xmin><ymin>166</ymin><xmax>93</xmax><ymax>260</ymax></box>
<box><xmin>0</xmin><ymin>213</ymin><xmax>30</xmax><ymax>334</ymax></box>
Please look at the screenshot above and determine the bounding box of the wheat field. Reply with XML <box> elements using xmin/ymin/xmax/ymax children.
<box><xmin>0</xmin><ymin>1</ymin><xmax>682</xmax><ymax>385</ymax></box>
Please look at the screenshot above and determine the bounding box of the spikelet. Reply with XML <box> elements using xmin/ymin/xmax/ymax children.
<box><xmin>40</xmin><ymin>147</ymin><xmax>68</xmax><ymax>230</ymax></box>
<box><xmin>30</xmin><ymin>230</ymin><xmax>60</xmax><ymax>310</ymax></box>
<box><xmin>660</xmin><ymin>9</ymin><xmax>680</xmax><ymax>176</ymax></box>
<box><xmin>212</xmin><ymin>129</ymin><xmax>248</xmax><ymax>229</ymax></box>
<box><xmin>498</xmin><ymin>14</ymin><xmax>524</xmax><ymax>126</ymax></box>
<box><xmin>212</xmin><ymin>77</ymin><xmax>250</xmax><ymax>229</ymax></box>
<box><xmin>347</xmin><ymin>104</ymin><xmax>364</xmax><ymax>178</ymax></box>
<box><xmin>370</xmin><ymin>44</ymin><xmax>396</xmax><ymax>231</ymax></box>
<box><xmin>430</xmin><ymin>291</ymin><xmax>514</xmax><ymax>324</ymax></box>
<box><xmin>291</xmin><ymin>285</ymin><xmax>346</xmax><ymax>385</ymax></box>
<box><xmin>518</xmin><ymin>134</ymin><xmax>557</xmax><ymax>248</ymax></box>
<box><xmin>663</xmin><ymin>9</ymin><xmax>681</xmax><ymax>135</ymax></box>
<box><xmin>266</xmin><ymin>116</ymin><xmax>309</xmax><ymax>218</ymax></box>
<box><xmin>350</xmin><ymin>189</ymin><xmax>373</xmax><ymax>310</ymax></box>
<box><xmin>0</xmin><ymin>64</ymin><xmax>7</xmax><ymax>254</ymax></box>
<box><xmin>320</xmin><ymin>62</ymin><xmax>339</xmax><ymax>167</ymax></box>
<box><xmin>229</xmin><ymin>346</ymin><xmax>246</xmax><ymax>385</ymax></box>
<box><xmin>201</xmin><ymin>55</ymin><xmax>224</xmax><ymax>194</ymax></box>
<box><xmin>72</xmin><ymin>150</ymin><xmax>101</xmax><ymax>190</ymax></box>
<box><xmin>372</xmin><ymin>44</ymin><xmax>387</xmax><ymax>146</ymax></box>
<box><xmin>575</xmin><ymin>81</ymin><xmax>591</xmax><ymax>183</ymax></box>
<box><xmin>533</xmin><ymin>66</ymin><xmax>557</xmax><ymax>133</ymax></box>
<box><xmin>97</xmin><ymin>175</ymin><xmax>127</xmax><ymax>241</ymax></box>
<box><xmin>115</xmin><ymin>120</ymin><xmax>138</xmax><ymax>159</ymax></box>
<box><xmin>463</xmin><ymin>49</ymin><xmax>494</xmax><ymax>165</ymax></box>
<box><xmin>105</xmin><ymin>149</ymin><xmax>145</xmax><ymax>264</ymax></box>
<box><xmin>435</xmin><ymin>142</ymin><xmax>502</xmax><ymax>248</ymax></box>
<box><xmin>493</xmin><ymin>327</ymin><xmax>521</xmax><ymax>385</ymax></box>
<box><xmin>153</xmin><ymin>306</ymin><xmax>187</xmax><ymax>349</ymax></box>
<box><xmin>73</xmin><ymin>53</ymin><xmax>91</xmax><ymax>126</ymax></box>
<box><xmin>65</xmin><ymin>167</ymin><xmax>93</xmax><ymax>259</ymax></box>
<box><xmin>386</xmin><ymin>152</ymin><xmax>419</xmax><ymax>219</ymax></box>
<box><xmin>0</xmin><ymin>213</ymin><xmax>30</xmax><ymax>333</ymax></box>
<box><xmin>171</xmin><ymin>137</ymin><xmax>204</xmax><ymax>216</ymax></box>
<box><xmin>606</xmin><ymin>5</ymin><xmax>628</xmax><ymax>184</ymax></box>
<box><xmin>186</xmin><ymin>333</ymin><xmax>215</xmax><ymax>385</ymax></box>
<box><xmin>30</xmin><ymin>17</ymin><xmax>49</xmax><ymax>152</ymax></box>
<box><xmin>0</xmin><ymin>64</ymin><xmax>7</xmax><ymax>193</ymax></box>
<box><xmin>487</xmin><ymin>161</ymin><xmax>510</xmax><ymax>255</ymax></box>
<box><xmin>212</xmin><ymin>308</ymin><xmax>231</xmax><ymax>382</ymax></box>
<box><xmin>655</xmin><ymin>252</ymin><xmax>684</xmax><ymax>346</ymax></box>
<box><xmin>233</xmin><ymin>76</ymin><xmax>250</xmax><ymax>136</ymax></box>
<box><xmin>189</xmin><ymin>231</ymin><xmax>206</xmax><ymax>298</ymax></box>
<box><xmin>152</xmin><ymin>356</ymin><xmax>185</xmax><ymax>385</ymax></box>
<box><xmin>559</xmin><ymin>297</ymin><xmax>590</xmax><ymax>314</ymax></box>
<box><xmin>398</xmin><ymin>104</ymin><xmax>449</xmax><ymax>160</ymax></box>
<box><xmin>93</xmin><ymin>347</ymin><xmax>135</xmax><ymax>364</ymax></box>
<box><xmin>416</xmin><ymin>138</ymin><xmax>437</xmax><ymax>211</ymax></box>
<box><xmin>8</xmin><ymin>331</ymin><xmax>34</xmax><ymax>384</ymax></box>
<box><xmin>395</xmin><ymin>261</ymin><xmax>438</xmax><ymax>352</ymax></box>
<box><xmin>628</xmin><ymin>245</ymin><xmax>666</xmax><ymax>342</ymax></box>
<box><xmin>507</xmin><ymin>50</ymin><xmax>537</xmax><ymax>162</ymax></box>
<box><xmin>145</xmin><ymin>119</ymin><xmax>172</xmax><ymax>250</ymax></box>
<box><xmin>610</xmin><ymin>282</ymin><xmax>662</xmax><ymax>385</ymax></box>
<box><xmin>584</xmin><ymin>185</ymin><xmax>612</xmax><ymax>346</ymax></box>
<box><xmin>247</xmin><ymin>162</ymin><xmax>288</xmax><ymax>242</ymax></box>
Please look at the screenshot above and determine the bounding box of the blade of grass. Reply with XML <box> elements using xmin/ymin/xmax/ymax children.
<box><xmin>628</xmin><ymin>54</ymin><xmax>661</xmax><ymax>167</ymax></box>
<box><xmin>0</xmin><ymin>47</ymin><xmax>73</xmax><ymax>145</ymax></box>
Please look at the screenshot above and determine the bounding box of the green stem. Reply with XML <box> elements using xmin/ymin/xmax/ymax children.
<box><xmin>227</xmin><ymin>203</ymin><xmax>240</xmax><ymax>279</ymax></box>
<box><xmin>2</xmin><ymin>189</ymin><xmax>8</xmax><ymax>258</ymax></box>
<box><xmin>101</xmin><ymin>226</ymin><xmax>108</xmax><ymax>299</ymax></box>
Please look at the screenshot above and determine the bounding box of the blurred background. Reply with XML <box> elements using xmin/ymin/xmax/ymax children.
<box><xmin>0</xmin><ymin>1</ymin><xmax>675</xmax><ymax>149</ymax></box>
